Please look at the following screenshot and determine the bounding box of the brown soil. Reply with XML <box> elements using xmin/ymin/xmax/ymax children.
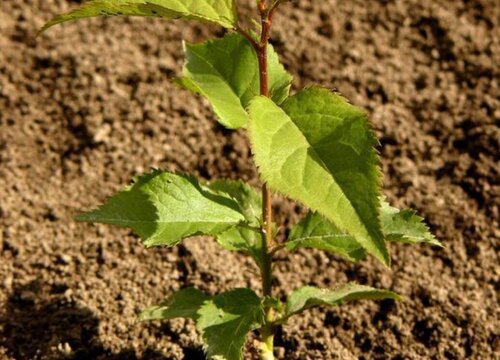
<box><xmin>1</xmin><ymin>1</ymin><xmax>499</xmax><ymax>359</ymax></box>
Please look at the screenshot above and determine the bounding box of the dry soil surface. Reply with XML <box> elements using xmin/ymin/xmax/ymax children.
<box><xmin>0</xmin><ymin>0</ymin><xmax>499</xmax><ymax>359</ymax></box>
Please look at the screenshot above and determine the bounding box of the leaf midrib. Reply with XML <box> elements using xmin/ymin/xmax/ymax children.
<box><xmin>273</xmin><ymin>108</ymin><xmax>376</xmax><ymax>241</ymax></box>
<box><xmin>287</xmin><ymin>234</ymin><xmax>354</xmax><ymax>244</ymax></box>
<box><xmin>82</xmin><ymin>218</ymin><xmax>241</xmax><ymax>225</ymax></box>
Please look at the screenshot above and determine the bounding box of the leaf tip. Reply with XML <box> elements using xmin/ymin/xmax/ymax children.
<box><xmin>383</xmin><ymin>254</ymin><xmax>392</xmax><ymax>267</ymax></box>
<box><xmin>428</xmin><ymin>236</ymin><xmax>443</xmax><ymax>248</ymax></box>
<box><xmin>74</xmin><ymin>211</ymin><xmax>92</xmax><ymax>223</ymax></box>
<box><xmin>136</xmin><ymin>310</ymin><xmax>152</xmax><ymax>323</ymax></box>
<box><xmin>36</xmin><ymin>27</ymin><xmax>48</xmax><ymax>38</ymax></box>
<box><xmin>373</xmin><ymin>245</ymin><xmax>391</xmax><ymax>267</ymax></box>
<box><xmin>38</xmin><ymin>14</ymin><xmax>69</xmax><ymax>37</ymax></box>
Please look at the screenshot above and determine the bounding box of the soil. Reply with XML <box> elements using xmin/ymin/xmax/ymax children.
<box><xmin>0</xmin><ymin>0</ymin><xmax>499</xmax><ymax>359</ymax></box>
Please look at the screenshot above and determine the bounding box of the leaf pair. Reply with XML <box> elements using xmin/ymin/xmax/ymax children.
<box><xmin>171</xmin><ymin>34</ymin><xmax>404</xmax><ymax>265</ymax></box>
<box><xmin>77</xmin><ymin>168</ymin><xmax>437</xmax><ymax>269</ymax></box>
<box><xmin>139</xmin><ymin>284</ymin><xmax>400</xmax><ymax>360</ymax></box>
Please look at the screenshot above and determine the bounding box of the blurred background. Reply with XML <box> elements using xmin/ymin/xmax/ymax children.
<box><xmin>0</xmin><ymin>0</ymin><xmax>498</xmax><ymax>359</ymax></box>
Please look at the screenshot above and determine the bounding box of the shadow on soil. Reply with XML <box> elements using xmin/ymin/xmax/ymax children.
<box><xmin>0</xmin><ymin>281</ymin><xmax>204</xmax><ymax>360</ymax></box>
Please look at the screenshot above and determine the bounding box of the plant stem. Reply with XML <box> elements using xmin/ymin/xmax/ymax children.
<box><xmin>256</xmin><ymin>1</ymin><xmax>277</xmax><ymax>359</ymax></box>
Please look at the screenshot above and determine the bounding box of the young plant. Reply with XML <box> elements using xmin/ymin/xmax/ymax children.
<box><xmin>40</xmin><ymin>1</ymin><xmax>441</xmax><ymax>359</ymax></box>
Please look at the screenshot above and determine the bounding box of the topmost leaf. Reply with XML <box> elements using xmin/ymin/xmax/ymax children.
<box><xmin>39</xmin><ymin>0</ymin><xmax>238</xmax><ymax>34</ymax></box>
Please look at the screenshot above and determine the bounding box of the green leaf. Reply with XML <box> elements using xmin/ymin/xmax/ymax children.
<box><xmin>380</xmin><ymin>199</ymin><xmax>441</xmax><ymax>246</ymax></box>
<box><xmin>138</xmin><ymin>287</ymin><xmax>209</xmax><ymax>321</ymax></box>
<box><xmin>286</xmin><ymin>211</ymin><xmax>367</xmax><ymax>261</ymax></box>
<box><xmin>179</xmin><ymin>33</ymin><xmax>293</xmax><ymax>129</ymax></box>
<box><xmin>287</xmin><ymin>199</ymin><xmax>439</xmax><ymax>260</ymax></box>
<box><xmin>39</xmin><ymin>0</ymin><xmax>238</xmax><ymax>34</ymax></box>
<box><xmin>208</xmin><ymin>180</ymin><xmax>264</xmax><ymax>268</ymax></box>
<box><xmin>197</xmin><ymin>288</ymin><xmax>265</xmax><ymax>360</ymax></box>
<box><xmin>216</xmin><ymin>227</ymin><xmax>263</xmax><ymax>267</ymax></box>
<box><xmin>285</xmin><ymin>283</ymin><xmax>401</xmax><ymax>317</ymax></box>
<box><xmin>76</xmin><ymin>170</ymin><xmax>245</xmax><ymax>247</ymax></box>
<box><xmin>248</xmin><ymin>87</ymin><xmax>389</xmax><ymax>265</ymax></box>
<box><xmin>140</xmin><ymin>287</ymin><xmax>265</xmax><ymax>360</ymax></box>
<box><xmin>208</xmin><ymin>180</ymin><xmax>262</xmax><ymax>226</ymax></box>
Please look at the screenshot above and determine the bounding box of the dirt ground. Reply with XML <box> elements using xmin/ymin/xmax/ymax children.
<box><xmin>0</xmin><ymin>0</ymin><xmax>499</xmax><ymax>359</ymax></box>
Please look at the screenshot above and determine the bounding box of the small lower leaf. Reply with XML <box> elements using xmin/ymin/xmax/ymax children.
<box><xmin>208</xmin><ymin>180</ymin><xmax>265</xmax><ymax>268</ymax></box>
<box><xmin>216</xmin><ymin>227</ymin><xmax>264</xmax><ymax>268</ymax></box>
<box><xmin>287</xmin><ymin>212</ymin><xmax>366</xmax><ymax>261</ymax></box>
<box><xmin>208</xmin><ymin>180</ymin><xmax>262</xmax><ymax>226</ymax></box>
<box><xmin>196</xmin><ymin>288</ymin><xmax>265</xmax><ymax>360</ymax></box>
<box><xmin>139</xmin><ymin>287</ymin><xmax>209</xmax><ymax>321</ymax></box>
<box><xmin>139</xmin><ymin>288</ymin><xmax>265</xmax><ymax>360</ymax></box>
<box><xmin>285</xmin><ymin>284</ymin><xmax>401</xmax><ymax>317</ymax></box>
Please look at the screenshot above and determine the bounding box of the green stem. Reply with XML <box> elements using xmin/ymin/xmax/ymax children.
<box><xmin>259</xmin><ymin>321</ymin><xmax>275</xmax><ymax>360</ymax></box>
<box><xmin>259</xmin><ymin>228</ymin><xmax>274</xmax><ymax>359</ymax></box>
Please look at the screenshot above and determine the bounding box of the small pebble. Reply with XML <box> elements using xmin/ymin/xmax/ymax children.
<box><xmin>57</xmin><ymin>254</ymin><xmax>72</xmax><ymax>265</ymax></box>
<box><xmin>57</xmin><ymin>342</ymin><xmax>72</xmax><ymax>356</ymax></box>
<box><xmin>3</xmin><ymin>276</ymin><xmax>13</xmax><ymax>289</ymax></box>
<box><xmin>19</xmin><ymin>290</ymin><xmax>36</xmax><ymax>304</ymax></box>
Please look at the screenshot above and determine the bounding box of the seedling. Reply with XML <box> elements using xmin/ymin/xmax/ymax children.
<box><xmin>40</xmin><ymin>1</ymin><xmax>441</xmax><ymax>359</ymax></box>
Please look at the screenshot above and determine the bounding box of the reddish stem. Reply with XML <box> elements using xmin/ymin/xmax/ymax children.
<box><xmin>255</xmin><ymin>1</ymin><xmax>280</xmax><ymax>359</ymax></box>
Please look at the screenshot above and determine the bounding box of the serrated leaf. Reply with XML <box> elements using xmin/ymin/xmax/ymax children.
<box><xmin>285</xmin><ymin>284</ymin><xmax>401</xmax><ymax>317</ymax></box>
<box><xmin>380</xmin><ymin>199</ymin><xmax>441</xmax><ymax>246</ymax></box>
<box><xmin>286</xmin><ymin>211</ymin><xmax>367</xmax><ymax>261</ymax></box>
<box><xmin>287</xmin><ymin>198</ymin><xmax>439</xmax><ymax>260</ymax></box>
<box><xmin>248</xmin><ymin>87</ymin><xmax>389</xmax><ymax>265</ymax></box>
<box><xmin>208</xmin><ymin>180</ymin><xmax>264</xmax><ymax>267</ymax></box>
<box><xmin>139</xmin><ymin>287</ymin><xmax>265</xmax><ymax>360</ymax></box>
<box><xmin>139</xmin><ymin>287</ymin><xmax>209</xmax><ymax>321</ymax></box>
<box><xmin>77</xmin><ymin>171</ymin><xmax>245</xmax><ymax>247</ymax></box>
<box><xmin>196</xmin><ymin>288</ymin><xmax>265</xmax><ymax>360</ymax></box>
<box><xmin>40</xmin><ymin>0</ymin><xmax>237</xmax><ymax>34</ymax></box>
<box><xmin>208</xmin><ymin>180</ymin><xmax>262</xmax><ymax>226</ymax></box>
<box><xmin>179</xmin><ymin>33</ymin><xmax>293</xmax><ymax>129</ymax></box>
